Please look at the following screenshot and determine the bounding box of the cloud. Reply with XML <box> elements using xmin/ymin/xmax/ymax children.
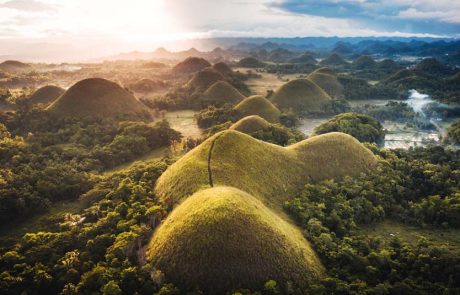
<box><xmin>0</xmin><ymin>0</ymin><xmax>55</xmax><ymax>12</ymax></box>
<box><xmin>398</xmin><ymin>7</ymin><xmax>460</xmax><ymax>23</ymax></box>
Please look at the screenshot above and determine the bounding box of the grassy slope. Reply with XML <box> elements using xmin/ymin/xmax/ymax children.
<box><xmin>202</xmin><ymin>80</ymin><xmax>245</xmax><ymax>105</ymax></box>
<box><xmin>270</xmin><ymin>79</ymin><xmax>332</xmax><ymax>113</ymax></box>
<box><xmin>147</xmin><ymin>186</ymin><xmax>324</xmax><ymax>294</ymax></box>
<box><xmin>185</xmin><ymin>69</ymin><xmax>225</xmax><ymax>93</ymax></box>
<box><xmin>308</xmin><ymin>71</ymin><xmax>344</xmax><ymax>98</ymax></box>
<box><xmin>229</xmin><ymin>115</ymin><xmax>271</xmax><ymax>134</ymax></box>
<box><xmin>47</xmin><ymin>78</ymin><xmax>150</xmax><ymax>118</ymax></box>
<box><xmin>28</xmin><ymin>85</ymin><xmax>65</xmax><ymax>105</ymax></box>
<box><xmin>234</xmin><ymin>95</ymin><xmax>281</xmax><ymax>123</ymax></box>
<box><xmin>155</xmin><ymin>130</ymin><xmax>378</xmax><ymax>209</ymax></box>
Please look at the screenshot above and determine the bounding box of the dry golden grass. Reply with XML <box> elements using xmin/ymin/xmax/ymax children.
<box><xmin>27</xmin><ymin>85</ymin><xmax>65</xmax><ymax>105</ymax></box>
<box><xmin>202</xmin><ymin>80</ymin><xmax>245</xmax><ymax>105</ymax></box>
<box><xmin>308</xmin><ymin>69</ymin><xmax>344</xmax><ymax>99</ymax></box>
<box><xmin>234</xmin><ymin>95</ymin><xmax>281</xmax><ymax>122</ymax></box>
<box><xmin>229</xmin><ymin>115</ymin><xmax>271</xmax><ymax>133</ymax></box>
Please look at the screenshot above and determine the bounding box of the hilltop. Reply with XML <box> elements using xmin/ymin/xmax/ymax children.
<box><xmin>147</xmin><ymin>186</ymin><xmax>324</xmax><ymax>294</ymax></box>
<box><xmin>155</xmin><ymin>130</ymin><xmax>378</xmax><ymax>208</ymax></box>
<box><xmin>212</xmin><ymin>62</ymin><xmax>233</xmax><ymax>76</ymax></box>
<box><xmin>353</xmin><ymin>55</ymin><xmax>376</xmax><ymax>69</ymax></box>
<box><xmin>47</xmin><ymin>78</ymin><xmax>151</xmax><ymax>119</ymax></box>
<box><xmin>234</xmin><ymin>95</ymin><xmax>281</xmax><ymax>122</ymax></box>
<box><xmin>269</xmin><ymin>79</ymin><xmax>332</xmax><ymax>113</ymax></box>
<box><xmin>0</xmin><ymin>60</ymin><xmax>31</xmax><ymax>72</ymax></box>
<box><xmin>26</xmin><ymin>85</ymin><xmax>65</xmax><ymax>105</ymax></box>
<box><xmin>414</xmin><ymin>58</ymin><xmax>452</xmax><ymax>76</ymax></box>
<box><xmin>185</xmin><ymin>68</ymin><xmax>225</xmax><ymax>94</ymax></box>
<box><xmin>237</xmin><ymin>57</ymin><xmax>266</xmax><ymax>68</ymax></box>
<box><xmin>308</xmin><ymin>68</ymin><xmax>344</xmax><ymax>98</ymax></box>
<box><xmin>229</xmin><ymin>115</ymin><xmax>271</xmax><ymax>134</ymax></box>
<box><xmin>320</xmin><ymin>53</ymin><xmax>347</xmax><ymax>66</ymax></box>
<box><xmin>201</xmin><ymin>81</ymin><xmax>245</xmax><ymax>106</ymax></box>
<box><xmin>172</xmin><ymin>57</ymin><xmax>211</xmax><ymax>74</ymax></box>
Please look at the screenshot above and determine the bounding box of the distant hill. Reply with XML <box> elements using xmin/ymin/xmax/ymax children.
<box><xmin>211</xmin><ymin>62</ymin><xmax>233</xmax><ymax>76</ymax></box>
<box><xmin>308</xmin><ymin>68</ymin><xmax>344</xmax><ymax>99</ymax></box>
<box><xmin>270</xmin><ymin>79</ymin><xmax>332</xmax><ymax>113</ymax></box>
<box><xmin>288</xmin><ymin>53</ymin><xmax>316</xmax><ymax>64</ymax></box>
<box><xmin>185</xmin><ymin>68</ymin><xmax>225</xmax><ymax>94</ymax></box>
<box><xmin>237</xmin><ymin>57</ymin><xmax>266</xmax><ymax>68</ymax></box>
<box><xmin>320</xmin><ymin>53</ymin><xmax>347</xmax><ymax>66</ymax></box>
<box><xmin>201</xmin><ymin>80</ymin><xmax>245</xmax><ymax>106</ymax></box>
<box><xmin>147</xmin><ymin>186</ymin><xmax>324</xmax><ymax>294</ymax></box>
<box><xmin>172</xmin><ymin>57</ymin><xmax>211</xmax><ymax>74</ymax></box>
<box><xmin>234</xmin><ymin>95</ymin><xmax>281</xmax><ymax>122</ymax></box>
<box><xmin>353</xmin><ymin>55</ymin><xmax>377</xmax><ymax>69</ymax></box>
<box><xmin>27</xmin><ymin>85</ymin><xmax>65</xmax><ymax>105</ymax></box>
<box><xmin>229</xmin><ymin>115</ymin><xmax>271</xmax><ymax>133</ymax></box>
<box><xmin>414</xmin><ymin>58</ymin><xmax>453</xmax><ymax>76</ymax></box>
<box><xmin>47</xmin><ymin>78</ymin><xmax>151</xmax><ymax>119</ymax></box>
<box><xmin>0</xmin><ymin>60</ymin><xmax>31</xmax><ymax>72</ymax></box>
<box><xmin>155</xmin><ymin>130</ymin><xmax>378</xmax><ymax>208</ymax></box>
<box><xmin>127</xmin><ymin>79</ymin><xmax>167</xmax><ymax>93</ymax></box>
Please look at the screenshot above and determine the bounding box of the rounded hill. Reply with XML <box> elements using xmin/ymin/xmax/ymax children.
<box><xmin>185</xmin><ymin>68</ymin><xmax>225</xmax><ymax>94</ymax></box>
<box><xmin>234</xmin><ymin>95</ymin><xmax>281</xmax><ymax>122</ymax></box>
<box><xmin>229</xmin><ymin>115</ymin><xmax>271</xmax><ymax>133</ymax></box>
<box><xmin>27</xmin><ymin>85</ymin><xmax>65</xmax><ymax>105</ymax></box>
<box><xmin>269</xmin><ymin>79</ymin><xmax>331</xmax><ymax>113</ymax></box>
<box><xmin>353</xmin><ymin>55</ymin><xmax>376</xmax><ymax>69</ymax></box>
<box><xmin>289</xmin><ymin>53</ymin><xmax>316</xmax><ymax>64</ymax></box>
<box><xmin>308</xmin><ymin>69</ymin><xmax>344</xmax><ymax>98</ymax></box>
<box><xmin>155</xmin><ymin>130</ymin><xmax>378</xmax><ymax>208</ymax></box>
<box><xmin>320</xmin><ymin>53</ymin><xmax>347</xmax><ymax>66</ymax></box>
<box><xmin>415</xmin><ymin>58</ymin><xmax>452</xmax><ymax>75</ymax></box>
<box><xmin>237</xmin><ymin>57</ymin><xmax>265</xmax><ymax>68</ymax></box>
<box><xmin>212</xmin><ymin>62</ymin><xmax>233</xmax><ymax>76</ymax></box>
<box><xmin>47</xmin><ymin>78</ymin><xmax>151</xmax><ymax>119</ymax></box>
<box><xmin>172</xmin><ymin>57</ymin><xmax>211</xmax><ymax>74</ymax></box>
<box><xmin>202</xmin><ymin>81</ymin><xmax>245</xmax><ymax>106</ymax></box>
<box><xmin>313</xmin><ymin>67</ymin><xmax>336</xmax><ymax>76</ymax></box>
<box><xmin>0</xmin><ymin>60</ymin><xmax>31</xmax><ymax>72</ymax></box>
<box><xmin>147</xmin><ymin>186</ymin><xmax>324</xmax><ymax>294</ymax></box>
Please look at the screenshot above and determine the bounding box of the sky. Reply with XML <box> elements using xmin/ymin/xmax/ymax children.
<box><xmin>0</xmin><ymin>0</ymin><xmax>459</xmax><ymax>61</ymax></box>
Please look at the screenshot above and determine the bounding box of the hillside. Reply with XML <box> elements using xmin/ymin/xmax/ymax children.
<box><xmin>289</xmin><ymin>53</ymin><xmax>316</xmax><ymax>64</ymax></box>
<box><xmin>269</xmin><ymin>79</ymin><xmax>332</xmax><ymax>113</ymax></box>
<box><xmin>234</xmin><ymin>95</ymin><xmax>281</xmax><ymax>122</ymax></box>
<box><xmin>47</xmin><ymin>78</ymin><xmax>151</xmax><ymax>119</ymax></box>
<box><xmin>27</xmin><ymin>85</ymin><xmax>65</xmax><ymax>105</ymax></box>
<box><xmin>212</xmin><ymin>62</ymin><xmax>233</xmax><ymax>76</ymax></box>
<box><xmin>0</xmin><ymin>60</ymin><xmax>31</xmax><ymax>72</ymax></box>
<box><xmin>155</xmin><ymin>130</ymin><xmax>378</xmax><ymax>208</ymax></box>
<box><xmin>320</xmin><ymin>53</ymin><xmax>347</xmax><ymax>66</ymax></box>
<box><xmin>415</xmin><ymin>58</ymin><xmax>452</xmax><ymax>76</ymax></box>
<box><xmin>237</xmin><ymin>57</ymin><xmax>266</xmax><ymax>68</ymax></box>
<box><xmin>127</xmin><ymin>78</ymin><xmax>167</xmax><ymax>93</ymax></box>
<box><xmin>147</xmin><ymin>186</ymin><xmax>324</xmax><ymax>294</ymax></box>
<box><xmin>229</xmin><ymin>115</ymin><xmax>271</xmax><ymax>133</ymax></box>
<box><xmin>308</xmin><ymin>68</ymin><xmax>344</xmax><ymax>98</ymax></box>
<box><xmin>201</xmin><ymin>80</ymin><xmax>245</xmax><ymax>106</ymax></box>
<box><xmin>353</xmin><ymin>55</ymin><xmax>376</xmax><ymax>69</ymax></box>
<box><xmin>172</xmin><ymin>57</ymin><xmax>211</xmax><ymax>74</ymax></box>
<box><xmin>185</xmin><ymin>68</ymin><xmax>225</xmax><ymax>94</ymax></box>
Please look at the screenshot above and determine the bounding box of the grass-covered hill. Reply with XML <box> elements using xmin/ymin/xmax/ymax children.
<box><xmin>201</xmin><ymin>80</ymin><xmax>245</xmax><ymax>106</ymax></box>
<box><xmin>229</xmin><ymin>115</ymin><xmax>271</xmax><ymax>133</ymax></box>
<box><xmin>46</xmin><ymin>78</ymin><xmax>151</xmax><ymax>119</ymax></box>
<box><xmin>320</xmin><ymin>53</ymin><xmax>347</xmax><ymax>66</ymax></box>
<box><xmin>0</xmin><ymin>60</ymin><xmax>31</xmax><ymax>72</ymax></box>
<box><xmin>353</xmin><ymin>55</ymin><xmax>377</xmax><ymax>69</ymax></box>
<box><xmin>308</xmin><ymin>68</ymin><xmax>344</xmax><ymax>99</ymax></box>
<box><xmin>289</xmin><ymin>53</ymin><xmax>317</xmax><ymax>64</ymax></box>
<box><xmin>147</xmin><ymin>186</ymin><xmax>324</xmax><ymax>294</ymax></box>
<box><xmin>185</xmin><ymin>68</ymin><xmax>225</xmax><ymax>94</ymax></box>
<box><xmin>269</xmin><ymin>79</ymin><xmax>332</xmax><ymax>113</ymax></box>
<box><xmin>172</xmin><ymin>57</ymin><xmax>211</xmax><ymax>74</ymax></box>
<box><xmin>127</xmin><ymin>78</ymin><xmax>167</xmax><ymax>93</ymax></box>
<box><xmin>377</xmin><ymin>59</ymin><xmax>403</xmax><ymax>71</ymax></box>
<box><xmin>314</xmin><ymin>112</ymin><xmax>385</xmax><ymax>145</ymax></box>
<box><xmin>414</xmin><ymin>57</ymin><xmax>453</xmax><ymax>76</ymax></box>
<box><xmin>155</xmin><ymin>130</ymin><xmax>378</xmax><ymax>208</ymax></box>
<box><xmin>234</xmin><ymin>95</ymin><xmax>281</xmax><ymax>122</ymax></box>
<box><xmin>237</xmin><ymin>57</ymin><xmax>266</xmax><ymax>68</ymax></box>
<box><xmin>212</xmin><ymin>62</ymin><xmax>233</xmax><ymax>76</ymax></box>
<box><xmin>26</xmin><ymin>85</ymin><xmax>65</xmax><ymax>105</ymax></box>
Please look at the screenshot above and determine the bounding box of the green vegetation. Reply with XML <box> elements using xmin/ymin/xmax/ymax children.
<box><xmin>127</xmin><ymin>79</ymin><xmax>167</xmax><ymax>93</ymax></box>
<box><xmin>353</xmin><ymin>55</ymin><xmax>376</xmax><ymax>69</ymax></box>
<box><xmin>320</xmin><ymin>53</ymin><xmax>347</xmax><ymax>66</ymax></box>
<box><xmin>229</xmin><ymin>115</ymin><xmax>304</xmax><ymax>145</ymax></box>
<box><xmin>155</xmin><ymin>130</ymin><xmax>377</xmax><ymax>208</ymax></box>
<box><xmin>270</xmin><ymin>79</ymin><xmax>332</xmax><ymax>114</ymax></box>
<box><xmin>47</xmin><ymin>78</ymin><xmax>152</xmax><ymax>119</ymax></box>
<box><xmin>234</xmin><ymin>95</ymin><xmax>282</xmax><ymax>122</ymax></box>
<box><xmin>308</xmin><ymin>68</ymin><xmax>344</xmax><ymax>99</ymax></box>
<box><xmin>26</xmin><ymin>85</ymin><xmax>65</xmax><ymax>105</ymax></box>
<box><xmin>147</xmin><ymin>186</ymin><xmax>324</xmax><ymax>294</ymax></box>
<box><xmin>289</xmin><ymin>53</ymin><xmax>316</xmax><ymax>64</ymax></box>
<box><xmin>201</xmin><ymin>80</ymin><xmax>245</xmax><ymax>106</ymax></box>
<box><xmin>314</xmin><ymin>113</ymin><xmax>385</xmax><ymax>145</ymax></box>
<box><xmin>446</xmin><ymin>119</ymin><xmax>460</xmax><ymax>144</ymax></box>
<box><xmin>237</xmin><ymin>57</ymin><xmax>266</xmax><ymax>68</ymax></box>
<box><xmin>172</xmin><ymin>57</ymin><xmax>211</xmax><ymax>74</ymax></box>
<box><xmin>338</xmin><ymin>75</ymin><xmax>401</xmax><ymax>100</ymax></box>
<box><xmin>415</xmin><ymin>57</ymin><xmax>453</xmax><ymax>76</ymax></box>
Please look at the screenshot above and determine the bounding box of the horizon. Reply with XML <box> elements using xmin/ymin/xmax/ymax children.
<box><xmin>1</xmin><ymin>0</ymin><xmax>459</xmax><ymax>62</ymax></box>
